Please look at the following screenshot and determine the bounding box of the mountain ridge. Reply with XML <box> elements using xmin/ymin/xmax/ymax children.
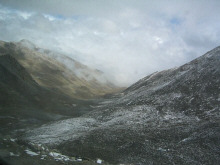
<box><xmin>0</xmin><ymin>40</ymin><xmax>123</xmax><ymax>99</ymax></box>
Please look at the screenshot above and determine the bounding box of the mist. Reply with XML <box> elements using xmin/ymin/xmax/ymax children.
<box><xmin>0</xmin><ymin>0</ymin><xmax>220</xmax><ymax>86</ymax></box>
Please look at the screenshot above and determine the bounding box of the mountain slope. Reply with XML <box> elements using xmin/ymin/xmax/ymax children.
<box><xmin>0</xmin><ymin>54</ymin><xmax>71</xmax><ymax>119</ymax></box>
<box><xmin>0</xmin><ymin>54</ymin><xmax>37</xmax><ymax>113</ymax></box>
<box><xmin>0</xmin><ymin>40</ymin><xmax>121</xmax><ymax>99</ymax></box>
<box><xmin>0</xmin><ymin>53</ymin><xmax>102</xmax><ymax>136</ymax></box>
<box><xmin>24</xmin><ymin>46</ymin><xmax>220</xmax><ymax>164</ymax></box>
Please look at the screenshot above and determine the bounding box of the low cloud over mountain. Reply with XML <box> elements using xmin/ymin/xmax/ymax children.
<box><xmin>1</xmin><ymin>0</ymin><xmax>220</xmax><ymax>85</ymax></box>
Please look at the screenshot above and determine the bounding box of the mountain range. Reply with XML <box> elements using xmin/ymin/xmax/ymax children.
<box><xmin>0</xmin><ymin>41</ymin><xmax>220</xmax><ymax>165</ymax></box>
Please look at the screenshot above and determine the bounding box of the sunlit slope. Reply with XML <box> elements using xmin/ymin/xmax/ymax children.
<box><xmin>0</xmin><ymin>40</ymin><xmax>121</xmax><ymax>99</ymax></box>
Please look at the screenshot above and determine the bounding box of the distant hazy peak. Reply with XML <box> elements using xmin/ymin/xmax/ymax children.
<box><xmin>18</xmin><ymin>39</ymin><xmax>36</xmax><ymax>50</ymax></box>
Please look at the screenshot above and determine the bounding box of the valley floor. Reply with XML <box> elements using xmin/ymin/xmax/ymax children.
<box><xmin>0</xmin><ymin>98</ymin><xmax>112</xmax><ymax>165</ymax></box>
<box><xmin>1</xmin><ymin>94</ymin><xmax>219</xmax><ymax>165</ymax></box>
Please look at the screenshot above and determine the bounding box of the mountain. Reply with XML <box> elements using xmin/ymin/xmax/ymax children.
<box><xmin>23</xmin><ymin>46</ymin><xmax>220</xmax><ymax>164</ymax></box>
<box><xmin>0</xmin><ymin>39</ymin><xmax>123</xmax><ymax>139</ymax></box>
<box><xmin>0</xmin><ymin>54</ymin><xmax>98</xmax><ymax>134</ymax></box>
<box><xmin>0</xmin><ymin>39</ymin><xmax>121</xmax><ymax>99</ymax></box>
<box><xmin>0</xmin><ymin>40</ymin><xmax>121</xmax><ymax>165</ymax></box>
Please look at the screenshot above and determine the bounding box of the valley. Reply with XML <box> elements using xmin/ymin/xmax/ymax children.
<box><xmin>0</xmin><ymin>41</ymin><xmax>220</xmax><ymax>165</ymax></box>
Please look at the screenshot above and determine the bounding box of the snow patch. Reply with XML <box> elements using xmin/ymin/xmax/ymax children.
<box><xmin>10</xmin><ymin>138</ymin><xmax>16</xmax><ymax>142</ymax></box>
<box><xmin>76</xmin><ymin>158</ymin><xmax>82</xmax><ymax>161</ymax></box>
<box><xmin>26</xmin><ymin>117</ymin><xmax>97</xmax><ymax>144</ymax></box>
<box><xmin>49</xmin><ymin>152</ymin><xmax>70</xmax><ymax>161</ymax></box>
<box><xmin>41</xmin><ymin>155</ymin><xmax>47</xmax><ymax>160</ymax></box>
<box><xmin>158</xmin><ymin>147</ymin><xmax>167</xmax><ymax>152</ymax></box>
<box><xmin>9</xmin><ymin>152</ymin><xmax>19</xmax><ymax>157</ymax></box>
<box><xmin>149</xmin><ymin>80</ymin><xmax>172</xmax><ymax>92</ymax></box>
<box><xmin>164</xmin><ymin>114</ymin><xmax>176</xmax><ymax>120</ymax></box>
<box><xmin>172</xmin><ymin>93</ymin><xmax>182</xmax><ymax>98</ymax></box>
<box><xmin>97</xmin><ymin>158</ymin><xmax>102</xmax><ymax>164</ymax></box>
<box><xmin>100</xmin><ymin>100</ymin><xmax>113</xmax><ymax>104</ymax></box>
<box><xmin>180</xmin><ymin>137</ymin><xmax>192</xmax><ymax>143</ymax></box>
<box><xmin>25</xmin><ymin>149</ymin><xmax>39</xmax><ymax>156</ymax></box>
<box><xmin>195</xmin><ymin>116</ymin><xmax>200</xmax><ymax>121</ymax></box>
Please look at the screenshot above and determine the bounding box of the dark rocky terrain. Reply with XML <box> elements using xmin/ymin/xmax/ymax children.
<box><xmin>1</xmin><ymin>44</ymin><xmax>220</xmax><ymax>165</ymax></box>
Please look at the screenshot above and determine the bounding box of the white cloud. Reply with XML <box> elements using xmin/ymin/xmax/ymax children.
<box><xmin>0</xmin><ymin>1</ymin><xmax>220</xmax><ymax>86</ymax></box>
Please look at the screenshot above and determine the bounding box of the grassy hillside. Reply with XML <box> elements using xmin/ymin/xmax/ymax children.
<box><xmin>0</xmin><ymin>40</ymin><xmax>122</xmax><ymax>99</ymax></box>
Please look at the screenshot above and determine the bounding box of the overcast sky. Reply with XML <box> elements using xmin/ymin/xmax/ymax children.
<box><xmin>0</xmin><ymin>0</ymin><xmax>220</xmax><ymax>86</ymax></box>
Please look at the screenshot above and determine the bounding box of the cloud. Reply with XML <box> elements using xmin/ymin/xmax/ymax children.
<box><xmin>0</xmin><ymin>0</ymin><xmax>220</xmax><ymax>86</ymax></box>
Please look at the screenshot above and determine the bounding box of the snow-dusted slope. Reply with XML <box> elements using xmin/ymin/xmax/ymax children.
<box><xmin>24</xmin><ymin>46</ymin><xmax>220</xmax><ymax>164</ymax></box>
